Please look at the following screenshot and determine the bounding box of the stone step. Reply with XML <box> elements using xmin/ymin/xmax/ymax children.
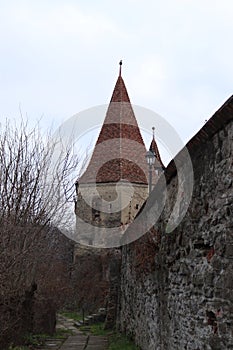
<box><xmin>59</xmin><ymin>335</ymin><xmax>87</xmax><ymax>350</ymax></box>
<box><xmin>36</xmin><ymin>338</ymin><xmax>64</xmax><ymax>349</ymax></box>
<box><xmin>37</xmin><ymin>314</ymin><xmax>109</xmax><ymax>350</ymax></box>
<box><xmin>73</xmin><ymin>312</ymin><xmax>106</xmax><ymax>328</ymax></box>
<box><xmin>79</xmin><ymin>326</ymin><xmax>91</xmax><ymax>332</ymax></box>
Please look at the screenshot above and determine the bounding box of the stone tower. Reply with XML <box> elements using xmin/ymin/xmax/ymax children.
<box><xmin>75</xmin><ymin>63</ymin><xmax>163</xmax><ymax>247</ymax></box>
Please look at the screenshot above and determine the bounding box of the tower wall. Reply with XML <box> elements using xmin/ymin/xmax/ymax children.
<box><xmin>75</xmin><ymin>182</ymin><xmax>148</xmax><ymax>247</ymax></box>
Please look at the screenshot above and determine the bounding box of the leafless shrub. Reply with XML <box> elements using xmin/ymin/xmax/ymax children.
<box><xmin>0</xmin><ymin>119</ymin><xmax>81</xmax><ymax>227</ymax></box>
<box><xmin>0</xmin><ymin>118</ymin><xmax>84</xmax><ymax>347</ymax></box>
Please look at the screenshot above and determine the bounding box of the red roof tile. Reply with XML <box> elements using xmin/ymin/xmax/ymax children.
<box><xmin>79</xmin><ymin>71</ymin><xmax>149</xmax><ymax>184</ymax></box>
<box><xmin>110</xmin><ymin>75</ymin><xmax>131</xmax><ymax>103</ymax></box>
<box><xmin>149</xmin><ymin>136</ymin><xmax>165</xmax><ymax>169</ymax></box>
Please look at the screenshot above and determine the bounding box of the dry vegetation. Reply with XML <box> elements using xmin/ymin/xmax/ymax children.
<box><xmin>0</xmin><ymin>119</ymin><xmax>79</xmax><ymax>348</ymax></box>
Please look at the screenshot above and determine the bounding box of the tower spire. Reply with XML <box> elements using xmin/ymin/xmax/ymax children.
<box><xmin>79</xmin><ymin>65</ymin><xmax>148</xmax><ymax>184</ymax></box>
<box><xmin>149</xmin><ymin>127</ymin><xmax>165</xmax><ymax>170</ymax></box>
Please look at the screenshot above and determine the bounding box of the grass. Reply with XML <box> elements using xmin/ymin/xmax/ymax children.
<box><xmin>89</xmin><ymin>323</ymin><xmax>112</xmax><ymax>336</ymax></box>
<box><xmin>24</xmin><ymin>333</ymin><xmax>49</xmax><ymax>346</ymax></box>
<box><xmin>86</xmin><ymin>322</ymin><xmax>139</xmax><ymax>350</ymax></box>
<box><xmin>108</xmin><ymin>333</ymin><xmax>140</xmax><ymax>350</ymax></box>
<box><xmin>60</xmin><ymin>311</ymin><xmax>83</xmax><ymax>321</ymax></box>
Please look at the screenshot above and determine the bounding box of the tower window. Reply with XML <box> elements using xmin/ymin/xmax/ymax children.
<box><xmin>92</xmin><ymin>197</ymin><xmax>101</xmax><ymax>222</ymax></box>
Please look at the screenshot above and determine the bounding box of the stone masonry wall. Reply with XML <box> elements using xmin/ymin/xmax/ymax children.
<box><xmin>118</xmin><ymin>99</ymin><xmax>233</xmax><ymax>350</ymax></box>
<box><xmin>75</xmin><ymin>182</ymin><xmax>148</xmax><ymax>247</ymax></box>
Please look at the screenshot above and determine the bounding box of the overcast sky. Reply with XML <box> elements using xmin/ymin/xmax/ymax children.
<box><xmin>0</xmin><ymin>0</ymin><xmax>232</xmax><ymax>164</ymax></box>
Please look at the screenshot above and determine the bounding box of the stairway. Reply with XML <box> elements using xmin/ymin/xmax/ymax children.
<box><xmin>36</xmin><ymin>310</ymin><xmax>108</xmax><ymax>349</ymax></box>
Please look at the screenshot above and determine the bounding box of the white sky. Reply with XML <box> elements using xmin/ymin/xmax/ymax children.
<box><xmin>0</xmin><ymin>0</ymin><xmax>232</xmax><ymax>165</ymax></box>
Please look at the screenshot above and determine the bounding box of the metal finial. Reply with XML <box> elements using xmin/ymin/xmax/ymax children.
<box><xmin>119</xmin><ymin>60</ymin><xmax>122</xmax><ymax>76</ymax></box>
<box><xmin>152</xmin><ymin>126</ymin><xmax>155</xmax><ymax>138</ymax></box>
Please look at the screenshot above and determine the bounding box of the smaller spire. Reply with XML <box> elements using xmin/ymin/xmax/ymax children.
<box><xmin>119</xmin><ymin>60</ymin><xmax>122</xmax><ymax>76</ymax></box>
<box><xmin>149</xmin><ymin>126</ymin><xmax>165</xmax><ymax>169</ymax></box>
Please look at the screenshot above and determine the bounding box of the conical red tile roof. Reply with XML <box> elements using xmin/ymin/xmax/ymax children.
<box><xmin>149</xmin><ymin>136</ymin><xmax>165</xmax><ymax>170</ymax></box>
<box><xmin>79</xmin><ymin>68</ymin><xmax>148</xmax><ymax>185</ymax></box>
